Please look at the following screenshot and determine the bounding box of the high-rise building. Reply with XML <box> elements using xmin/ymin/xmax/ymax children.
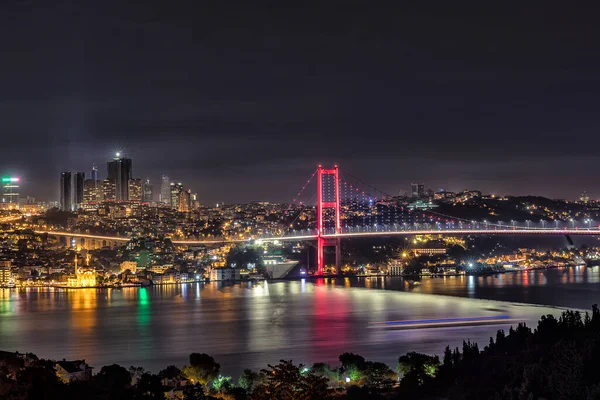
<box><xmin>74</xmin><ymin>172</ymin><xmax>85</xmax><ymax>207</ymax></box>
<box><xmin>107</xmin><ymin>154</ymin><xmax>132</xmax><ymax>201</ymax></box>
<box><xmin>411</xmin><ymin>183</ymin><xmax>425</xmax><ymax>198</ymax></box>
<box><xmin>91</xmin><ymin>164</ymin><xmax>98</xmax><ymax>181</ymax></box>
<box><xmin>83</xmin><ymin>179</ymin><xmax>102</xmax><ymax>202</ymax></box>
<box><xmin>170</xmin><ymin>182</ymin><xmax>184</xmax><ymax>209</ymax></box>
<box><xmin>142</xmin><ymin>179</ymin><xmax>153</xmax><ymax>202</ymax></box>
<box><xmin>160</xmin><ymin>175</ymin><xmax>170</xmax><ymax>204</ymax></box>
<box><xmin>1</xmin><ymin>177</ymin><xmax>20</xmax><ymax>206</ymax></box>
<box><xmin>102</xmin><ymin>179</ymin><xmax>116</xmax><ymax>201</ymax></box>
<box><xmin>60</xmin><ymin>172</ymin><xmax>72</xmax><ymax>211</ymax></box>
<box><xmin>191</xmin><ymin>192</ymin><xmax>200</xmax><ymax>210</ymax></box>
<box><xmin>128</xmin><ymin>178</ymin><xmax>143</xmax><ymax>201</ymax></box>
<box><xmin>178</xmin><ymin>189</ymin><xmax>191</xmax><ymax>212</ymax></box>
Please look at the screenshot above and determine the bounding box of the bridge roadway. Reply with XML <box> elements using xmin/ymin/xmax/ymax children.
<box><xmin>35</xmin><ymin>228</ymin><xmax>600</xmax><ymax>246</ymax></box>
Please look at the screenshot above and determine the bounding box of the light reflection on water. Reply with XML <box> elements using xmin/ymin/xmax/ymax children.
<box><xmin>0</xmin><ymin>268</ymin><xmax>597</xmax><ymax>375</ymax></box>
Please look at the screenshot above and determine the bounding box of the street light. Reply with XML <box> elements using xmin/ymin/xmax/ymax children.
<box><xmin>540</xmin><ymin>219</ymin><xmax>545</xmax><ymax>229</ymax></box>
<box><xmin>526</xmin><ymin>220</ymin><xmax>531</xmax><ymax>229</ymax></box>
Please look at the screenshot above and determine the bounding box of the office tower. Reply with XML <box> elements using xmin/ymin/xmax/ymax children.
<box><xmin>107</xmin><ymin>154</ymin><xmax>132</xmax><ymax>201</ymax></box>
<box><xmin>178</xmin><ymin>189</ymin><xmax>191</xmax><ymax>212</ymax></box>
<box><xmin>142</xmin><ymin>179</ymin><xmax>153</xmax><ymax>202</ymax></box>
<box><xmin>170</xmin><ymin>182</ymin><xmax>183</xmax><ymax>209</ymax></box>
<box><xmin>60</xmin><ymin>172</ymin><xmax>72</xmax><ymax>211</ymax></box>
<box><xmin>128</xmin><ymin>178</ymin><xmax>143</xmax><ymax>201</ymax></box>
<box><xmin>83</xmin><ymin>179</ymin><xmax>102</xmax><ymax>202</ymax></box>
<box><xmin>91</xmin><ymin>164</ymin><xmax>98</xmax><ymax>181</ymax></box>
<box><xmin>160</xmin><ymin>175</ymin><xmax>170</xmax><ymax>204</ymax></box>
<box><xmin>102</xmin><ymin>179</ymin><xmax>116</xmax><ymax>201</ymax></box>
<box><xmin>191</xmin><ymin>192</ymin><xmax>200</xmax><ymax>210</ymax></box>
<box><xmin>74</xmin><ymin>172</ymin><xmax>85</xmax><ymax>207</ymax></box>
<box><xmin>1</xmin><ymin>177</ymin><xmax>20</xmax><ymax>206</ymax></box>
<box><xmin>411</xmin><ymin>183</ymin><xmax>425</xmax><ymax>198</ymax></box>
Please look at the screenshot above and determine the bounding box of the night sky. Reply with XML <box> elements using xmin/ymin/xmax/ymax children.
<box><xmin>2</xmin><ymin>1</ymin><xmax>600</xmax><ymax>203</ymax></box>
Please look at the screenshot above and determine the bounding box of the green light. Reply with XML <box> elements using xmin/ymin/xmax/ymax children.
<box><xmin>1</xmin><ymin>178</ymin><xmax>9</xmax><ymax>183</ymax></box>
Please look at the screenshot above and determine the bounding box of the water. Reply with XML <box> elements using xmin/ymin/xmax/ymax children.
<box><xmin>0</xmin><ymin>267</ymin><xmax>598</xmax><ymax>376</ymax></box>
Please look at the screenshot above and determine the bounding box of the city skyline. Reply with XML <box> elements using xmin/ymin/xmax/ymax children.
<box><xmin>2</xmin><ymin>2</ymin><xmax>600</xmax><ymax>203</ymax></box>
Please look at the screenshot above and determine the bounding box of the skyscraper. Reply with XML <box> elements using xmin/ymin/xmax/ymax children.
<box><xmin>83</xmin><ymin>179</ymin><xmax>101</xmax><ymax>202</ymax></box>
<box><xmin>411</xmin><ymin>183</ymin><xmax>425</xmax><ymax>198</ymax></box>
<box><xmin>1</xmin><ymin>177</ymin><xmax>20</xmax><ymax>207</ymax></box>
<box><xmin>170</xmin><ymin>182</ymin><xmax>183</xmax><ymax>209</ymax></box>
<box><xmin>60</xmin><ymin>172</ymin><xmax>72</xmax><ymax>211</ymax></box>
<box><xmin>178</xmin><ymin>189</ymin><xmax>191</xmax><ymax>212</ymax></box>
<box><xmin>107</xmin><ymin>154</ymin><xmax>132</xmax><ymax>201</ymax></box>
<box><xmin>142</xmin><ymin>179</ymin><xmax>153</xmax><ymax>202</ymax></box>
<box><xmin>128</xmin><ymin>178</ymin><xmax>142</xmax><ymax>201</ymax></box>
<box><xmin>91</xmin><ymin>164</ymin><xmax>98</xmax><ymax>181</ymax></box>
<box><xmin>102</xmin><ymin>179</ymin><xmax>116</xmax><ymax>201</ymax></box>
<box><xmin>74</xmin><ymin>172</ymin><xmax>85</xmax><ymax>207</ymax></box>
<box><xmin>160</xmin><ymin>175</ymin><xmax>170</xmax><ymax>204</ymax></box>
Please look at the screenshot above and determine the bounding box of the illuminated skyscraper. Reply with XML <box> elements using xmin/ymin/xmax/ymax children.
<box><xmin>107</xmin><ymin>154</ymin><xmax>132</xmax><ymax>201</ymax></box>
<box><xmin>74</xmin><ymin>172</ymin><xmax>85</xmax><ymax>207</ymax></box>
<box><xmin>60</xmin><ymin>172</ymin><xmax>72</xmax><ymax>211</ymax></box>
<box><xmin>1</xmin><ymin>177</ymin><xmax>20</xmax><ymax>207</ymax></box>
<box><xmin>91</xmin><ymin>164</ymin><xmax>98</xmax><ymax>181</ymax></box>
<box><xmin>83</xmin><ymin>179</ymin><xmax>102</xmax><ymax>202</ymax></box>
<box><xmin>411</xmin><ymin>183</ymin><xmax>425</xmax><ymax>198</ymax></box>
<box><xmin>128</xmin><ymin>178</ymin><xmax>143</xmax><ymax>201</ymax></box>
<box><xmin>102</xmin><ymin>179</ymin><xmax>116</xmax><ymax>201</ymax></box>
<box><xmin>160</xmin><ymin>175</ymin><xmax>170</xmax><ymax>204</ymax></box>
<box><xmin>142</xmin><ymin>179</ymin><xmax>153</xmax><ymax>202</ymax></box>
<box><xmin>170</xmin><ymin>182</ymin><xmax>183</xmax><ymax>209</ymax></box>
<box><xmin>178</xmin><ymin>189</ymin><xmax>191</xmax><ymax>212</ymax></box>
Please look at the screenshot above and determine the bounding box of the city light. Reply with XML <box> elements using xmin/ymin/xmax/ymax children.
<box><xmin>1</xmin><ymin>177</ymin><xmax>19</xmax><ymax>182</ymax></box>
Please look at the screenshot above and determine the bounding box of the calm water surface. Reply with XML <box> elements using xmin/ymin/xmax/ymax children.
<box><xmin>1</xmin><ymin>267</ymin><xmax>599</xmax><ymax>375</ymax></box>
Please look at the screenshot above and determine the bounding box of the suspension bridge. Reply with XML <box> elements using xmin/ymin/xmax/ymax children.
<box><xmin>30</xmin><ymin>165</ymin><xmax>600</xmax><ymax>275</ymax></box>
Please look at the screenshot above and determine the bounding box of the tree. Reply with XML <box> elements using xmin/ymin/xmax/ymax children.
<box><xmin>182</xmin><ymin>353</ymin><xmax>220</xmax><ymax>386</ymax></box>
<box><xmin>397</xmin><ymin>352</ymin><xmax>439</xmax><ymax>389</ymax></box>
<box><xmin>310</xmin><ymin>363</ymin><xmax>339</xmax><ymax>384</ymax></box>
<box><xmin>238</xmin><ymin>368</ymin><xmax>261</xmax><ymax>392</ymax></box>
<box><xmin>255</xmin><ymin>359</ymin><xmax>302</xmax><ymax>399</ymax></box>
<box><xmin>159</xmin><ymin>365</ymin><xmax>182</xmax><ymax>380</ymax></box>
<box><xmin>212</xmin><ymin>375</ymin><xmax>232</xmax><ymax>392</ymax></box>
<box><xmin>134</xmin><ymin>373</ymin><xmax>165</xmax><ymax>399</ymax></box>
<box><xmin>297</xmin><ymin>372</ymin><xmax>331</xmax><ymax>399</ymax></box>
<box><xmin>182</xmin><ymin>383</ymin><xmax>206</xmax><ymax>400</ymax></box>
<box><xmin>94</xmin><ymin>364</ymin><xmax>132</xmax><ymax>395</ymax></box>
<box><xmin>129</xmin><ymin>365</ymin><xmax>147</xmax><ymax>385</ymax></box>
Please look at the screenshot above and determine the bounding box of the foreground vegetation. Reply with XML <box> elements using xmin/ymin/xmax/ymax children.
<box><xmin>3</xmin><ymin>306</ymin><xmax>600</xmax><ymax>399</ymax></box>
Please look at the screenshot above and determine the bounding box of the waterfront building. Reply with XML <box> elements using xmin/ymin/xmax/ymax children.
<box><xmin>0</xmin><ymin>265</ymin><xmax>11</xmax><ymax>285</ymax></box>
<box><xmin>60</xmin><ymin>172</ymin><xmax>72</xmax><ymax>211</ymax></box>
<box><xmin>210</xmin><ymin>267</ymin><xmax>240</xmax><ymax>281</ymax></box>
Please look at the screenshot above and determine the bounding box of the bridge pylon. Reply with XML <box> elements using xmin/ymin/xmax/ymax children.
<box><xmin>317</xmin><ymin>165</ymin><xmax>341</xmax><ymax>275</ymax></box>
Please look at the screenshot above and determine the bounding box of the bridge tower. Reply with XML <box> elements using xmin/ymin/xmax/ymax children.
<box><xmin>316</xmin><ymin>165</ymin><xmax>341</xmax><ymax>275</ymax></box>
